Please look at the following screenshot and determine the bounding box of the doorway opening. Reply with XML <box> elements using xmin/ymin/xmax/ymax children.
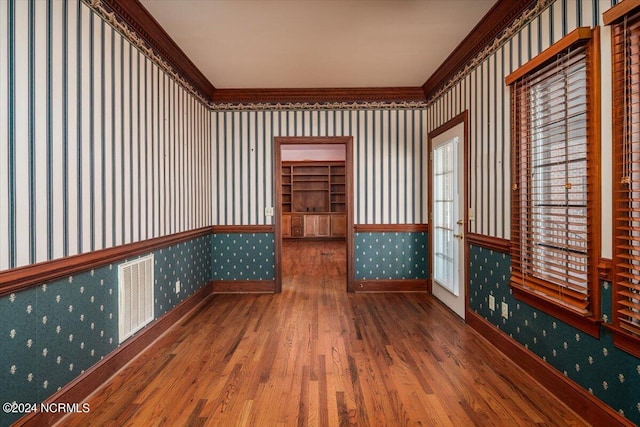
<box><xmin>428</xmin><ymin>112</ymin><xmax>468</xmax><ymax>319</ymax></box>
<box><xmin>274</xmin><ymin>137</ymin><xmax>354</xmax><ymax>292</ymax></box>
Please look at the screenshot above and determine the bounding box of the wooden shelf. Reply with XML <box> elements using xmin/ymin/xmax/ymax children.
<box><xmin>283</xmin><ymin>161</ymin><xmax>345</xmax><ymax>215</ymax></box>
<box><xmin>282</xmin><ymin>161</ymin><xmax>346</xmax><ymax>239</ymax></box>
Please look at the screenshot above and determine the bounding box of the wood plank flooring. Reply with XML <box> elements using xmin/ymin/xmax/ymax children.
<box><xmin>59</xmin><ymin>240</ymin><xmax>588</xmax><ymax>426</ymax></box>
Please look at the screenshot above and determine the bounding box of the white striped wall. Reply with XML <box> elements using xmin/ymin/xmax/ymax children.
<box><xmin>7</xmin><ymin>0</ymin><xmax>619</xmax><ymax>269</ymax></box>
<box><xmin>426</xmin><ymin>0</ymin><xmax>618</xmax><ymax>240</ymax></box>
<box><xmin>211</xmin><ymin>109</ymin><xmax>428</xmax><ymax>226</ymax></box>
<box><xmin>0</xmin><ymin>0</ymin><xmax>211</xmax><ymax>271</ymax></box>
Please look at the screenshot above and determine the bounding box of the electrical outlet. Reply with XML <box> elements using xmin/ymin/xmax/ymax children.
<box><xmin>488</xmin><ymin>295</ymin><xmax>495</xmax><ymax>311</ymax></box>
<box><xmin>501</xmin><ymin>302</ymin><xmax>509</xmax><ymax>319</ymax></box>
<box><xmin>175</xmin><ymin>280</ymin><xmax>180</xmax><ymax>294</ymax></box>
<box><xmin>265</xmin><ymin>206</ymin><xmax>274</xmax><ymax>216</ymax></box>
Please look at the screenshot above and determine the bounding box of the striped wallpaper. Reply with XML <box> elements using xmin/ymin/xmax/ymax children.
<box><xmin>211</xmin><ymin>109</ymin><xmax>427</xmax><ymax>226</ymax></box>
<box><xmin>4</xmin><ymin>0</ymin><xmax>621</xmax><ymax>271</ymax></box>
<box><xmin>425</xmin><ymin>0</ymin><xmax>618</xmax><ymax>241</ymax></box>
<box><xmin>0</xmin><ymin>0</ymin><xmax>211</xmax><ymax>271</ymax></box>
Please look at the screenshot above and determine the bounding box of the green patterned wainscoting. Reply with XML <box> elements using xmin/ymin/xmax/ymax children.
<box><xmin>211</xmin><ymin>233</ymin><xmax>275</xmax><ymax>281</ymax></box>
<box><xmin>354</xmin><ymin>232</ymin><xmax>427</xmax><ymax>280</ymax></box>
<box><xmin>0</xmin><ymin>234</ymin><xmax>212</xmax><ymax>426</ymax></box>
<box><xmin>468</xmin><ymin>244</ymin><xmax>640</xmax><ymax>425</ymax></box>
<box><xmin>153</xmin><ymin>235</ymin><xmax>211</xmax><ymax>317</ymax></box>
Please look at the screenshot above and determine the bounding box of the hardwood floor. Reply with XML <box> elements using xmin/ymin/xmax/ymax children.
<box><xmin>59</xmin><ymin>240</ymin><xmax>588</xmax><ymax>426</ymax></box>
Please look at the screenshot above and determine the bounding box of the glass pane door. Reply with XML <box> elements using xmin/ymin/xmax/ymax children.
<box><xmin>432</xmin><ymin>138</ymin><xmax>458</xmax><ymax>295</ymax></box>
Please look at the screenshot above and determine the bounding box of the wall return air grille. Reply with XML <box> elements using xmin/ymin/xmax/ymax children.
<box><xmin>118</xmin><ymin>255</ymin><xmax>154</xmax><ymax>343</ymax></box>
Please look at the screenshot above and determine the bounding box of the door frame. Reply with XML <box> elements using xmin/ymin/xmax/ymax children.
<box><xmin>427</xmin><ymin>111</ymin><xmax>469</xmax><ymax>317</ymax></box>
<box><xmin>274</xmin><ymin>136</ymin><xmax>354</xmax><ymax>292</ymax></box>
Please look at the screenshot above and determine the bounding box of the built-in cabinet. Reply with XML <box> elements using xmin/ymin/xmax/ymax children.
<box><xmin>304</xmin><ymin>214</ymin><xmax>330</xmax><ymax>237</ymax></box>
<box><xmin>282</xmin><ymin>161</ymin><xmax>346</xmax><ymax>239</ymax></box>
<box><xmin>283</xmin><ymin>213</ymin><xmax>345</xmax><ymax>239</ymax></box>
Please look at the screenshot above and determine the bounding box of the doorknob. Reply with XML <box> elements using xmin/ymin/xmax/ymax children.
<box><xmin>457</xmin><ymin>220</ymin><xmax>464</xmax><ymax>225</ymax></box>
<box><xmin>454</xmin><ymin>233</ymin><xmax>464</xmax><ymax>240</ymax></box>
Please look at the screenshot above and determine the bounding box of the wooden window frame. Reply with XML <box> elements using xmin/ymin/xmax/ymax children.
<box><xmin>605</xmin><ymin>0</ymin><xmax>640</xmax><ymax>358</ymax></box>
<box><xmin>506</xmin><ymin>28</ymin><xmax>601</xmax><ymax>337</ymax></box>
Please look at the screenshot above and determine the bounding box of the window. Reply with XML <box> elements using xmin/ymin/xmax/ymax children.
<box><xmin>607</xmin><ymin>2</ymin><xmax>640</xmax><ymax>357</ymax></box>
<box><xmin>506</xmin><ymin>28</ymin><xmax>600</xmax><ymax>336</ymax></box>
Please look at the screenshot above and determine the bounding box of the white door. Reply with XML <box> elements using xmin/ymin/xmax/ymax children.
<box><xmin>431</xmin><ymin>123</ymin><xmax>465</xmax><ymax>319</ymax></box>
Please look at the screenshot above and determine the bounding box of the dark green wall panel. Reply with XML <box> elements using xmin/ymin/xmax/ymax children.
<box><xmin>211</xmin><ymin>233</ymin><xmax>275</xmax><ymax>281</ymax></box>
<box><xmin>0</xmin><ymin>234</ymin><xmax>211</xmax><ymax>426</ymax></box>
<box><xmin>468</xmin><ymin>244</ymin><xmax>640</xmax><ymax>425</ymax></box>
<box><xmin>355</xmin><ymin>232</ymin><xmax>427</xmax><ymax>280</ymax></box>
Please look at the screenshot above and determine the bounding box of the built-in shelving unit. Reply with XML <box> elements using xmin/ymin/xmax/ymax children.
<box><xmin>330</xmin><ymin>164</ymin><xmax>346</xmax><ymax>213</ymax></box>
<box><xmin>282</xmin><ymin>165</ymin><xmax>292</xmax><ymax>213</ymax></box>
<box><xmin>282</xmin><ymin>161</ymin><xmax>346</xmax><ymax>239</ymax></box>
<box><xmin>291</xmin><ymin>164</ymin><xmax>330</xmax><ymax>213</ymax></box>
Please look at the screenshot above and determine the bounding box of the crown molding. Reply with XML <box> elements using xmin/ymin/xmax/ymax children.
<box><xmin>422</xmin><ymin>0</ymin><xmax>538</xmax><ymax>101</ymax></box>
<box><xmin>210</xmin><ymin>100</ymin><xmax>429</xmax><ymax>112</ymax></box>
<box><xmin>90</xmin><ymin>0</ymin><xmax>537</xmax><ymax>110</ymax></box>
<box><xmin>211</xmin><ymin>87</ymin><xmax>426</xmax><ymax>105</ymax></box>
<box><xmin>90</xmin><ymin>0</ymin><xmax>426</xmax><ymax>107</ymax></box>
<box><xmin>98</xmin><ymin>0</ymin><xmax>215</xmax><ymax>101</ymax></box>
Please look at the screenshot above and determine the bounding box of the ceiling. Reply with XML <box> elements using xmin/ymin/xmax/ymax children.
<box><xmin>139</xmin><ymin>0</ymin><xmax>497</xmax><ymax>89</ymax></box>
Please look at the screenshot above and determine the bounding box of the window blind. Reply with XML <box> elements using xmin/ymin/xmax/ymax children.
<box><xmin>510</xmin><ymin>42</ymin><xmax>593</xmax><ymax>313</ymax></box>
<box><xmin>613</xmin><ymin>11</ymin><xmax>640</xmax><ymax>338</ymax></box>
